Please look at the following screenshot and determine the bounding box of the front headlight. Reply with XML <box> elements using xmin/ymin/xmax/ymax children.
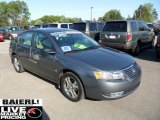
<box><xmin>94</xmin><ymin>71</ymin><xmax>125</xmax><ymax>80</ymax></box>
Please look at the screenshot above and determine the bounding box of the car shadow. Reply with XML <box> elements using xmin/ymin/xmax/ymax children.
<box><xmin>134</xmin><ymin>48</ymin><xmax>160</xmax><ymax>62</ymax></box>
<box><xmin>25</xmin><ymin>70</ymin><xmax>59</xmax><ymax>90</ymax></box>
<box><xmin>43</xmin><ymin>109</ymin><xmax>50</xmax><ymax>120</ymax></box>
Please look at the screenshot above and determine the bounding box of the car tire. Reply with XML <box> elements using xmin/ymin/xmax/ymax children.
<box><xmin>12</xmin><ymin>55</ymin><xmax>25</xmax><ymax>73</ymax></box>
<box><xmin>94</xmin><ymin>33</ymin><xmax>100</xmax><ymax>42</ymax></box>
<box><xmin>60</xmin><ymin>72</ymin><xmax>84</xmax><ymax>102</ymax></box>
<box><xmin>149</xmin><ymin>37</ymin><xmax>155</xmax><ymax>49</ymax></box>
<box><xmin>157</xmin><ymin>53</ymin><xmax>160</xmax><ymax>59</ymax></box>
<box><xmin>133</xmin><ymin>43</ymin><xmax>141</xmax><ymax>56</ymax></box>
<box><xmin>9</xmin><ymin>35</ymin><xmax>12</xmax><ymax>40</ymax></box>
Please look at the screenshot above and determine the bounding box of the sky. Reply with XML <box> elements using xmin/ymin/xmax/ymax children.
<box><xmin>4</xmin><ymin>0</ymin><xmax>160</xmax><ymax>21</ymax></box>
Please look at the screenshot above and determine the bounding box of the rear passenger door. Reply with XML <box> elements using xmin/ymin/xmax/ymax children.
<box><xmin>17</xmin><ymin>31</ymin><xmax>34</xmax><ymax>69</ymax></box>
<box><xmin>138</xmin><ymin>22</ymin><xmax>149</xmax><ymax>45</ymax></box>
<box><xmin>143</xmin><ymin>22</ymin><xmax>153</xmax><ymax>42</ymax></box>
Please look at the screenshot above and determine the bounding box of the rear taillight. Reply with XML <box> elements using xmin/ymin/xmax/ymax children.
<box><xmin>85</xmin><ymin>31</ymin><xmax>90</xmax><ymax>36</ymax></box>
<box><xmin>126</xmin><ymin>33</ymin><xmax>132</xmax><ymax>41</ymax></box>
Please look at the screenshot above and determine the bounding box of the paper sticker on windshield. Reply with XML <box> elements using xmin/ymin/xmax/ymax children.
<box><xmin>50</xmin><ymin>32</ymin><xmax>67</xmax><ymax>39</ymax></box>
<box><xmin>61</xmin><ymin>46</ymin><xmax>71</xmax><ymax>52</ymax></box>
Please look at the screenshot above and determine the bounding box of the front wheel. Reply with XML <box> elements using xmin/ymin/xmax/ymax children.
<box><xmin>12</xmin><ymin>55</ymin><xmax>25</xmax><ymax>73</ymax></box>
<box><xmin>60</xmin><ymin>72</ymin><xmax>84</xmax><ymax>102</ymax></box>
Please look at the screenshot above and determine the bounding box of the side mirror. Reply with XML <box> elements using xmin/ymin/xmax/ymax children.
<box><xmin>44</xmin><ymin>48</ymin><xmax>56</xmax><ymax>54</ymax></box>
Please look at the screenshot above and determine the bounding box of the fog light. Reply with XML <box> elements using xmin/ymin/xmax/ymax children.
<box><xmin>110</xmin><ymin>91</ymin><xmax>124</xmax><ymax>97</ymax></box>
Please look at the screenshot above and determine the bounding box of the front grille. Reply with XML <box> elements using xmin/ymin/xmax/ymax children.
<box><xmin>123</xmin><ymin>64</ymin><xmax>138</xmax><ymax>78</ymax></box>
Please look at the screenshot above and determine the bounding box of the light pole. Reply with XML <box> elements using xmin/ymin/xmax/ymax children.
<box><xmin>91</xmin><ymin>7</ymin><xmax>93</xmax><ymax>21</ymax></box>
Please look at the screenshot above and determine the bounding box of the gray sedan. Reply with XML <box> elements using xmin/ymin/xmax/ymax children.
<box><xmin>10</xmin><ymin>28</ymin><xmax>141</xmax><ymax>102</ymax></box>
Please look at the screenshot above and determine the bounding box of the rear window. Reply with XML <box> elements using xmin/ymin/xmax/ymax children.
<box><xmin>89</xmin><ymin>23</ymin><xmax>97</xmax><ymax>31</ymax></box>
<box><xmin>34</xmin><ymin>25</ymin><xmax>41</xmax><ymax>28</ymax></box>
<box><xmin>103</xmin><ymin>21</ymin><xmax>127</xmax><ymax>32</ymax></box>
<box><xmin>61</xmin><ymin>24</ymin><xmax>68</xmax><ymax>28</ymax></box>
<box><xmin>48</xmin><ymin>24</ymin><xmax>58</xmax><ymax>28</ymax></box>
<box><xmin>42</xmin><ymin>25</ymin><xmax>48</xmax><ymax>28</ymax></box>
<box><xmin>72</xmin><ymin>23</ymin><xmax>86</xmax><ymax>31</ymax></box>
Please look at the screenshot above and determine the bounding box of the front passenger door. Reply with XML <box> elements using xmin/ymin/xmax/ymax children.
<box><xmin>31</xmin><ymin>32</ymin><xmax>57</xmax><ymax>81</ymax></box>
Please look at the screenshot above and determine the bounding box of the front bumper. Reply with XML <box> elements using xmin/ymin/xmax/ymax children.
<box><xmin>82</xmin><ymin>64</ymin><xmax>141</xmax><ymax>100</ymax></box>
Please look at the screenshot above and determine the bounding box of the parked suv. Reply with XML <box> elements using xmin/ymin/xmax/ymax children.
<box><xmin>100</xmin><ymin>20</ymin><xmax>155</xmax><ymax>55</ymax></box>
<box><xmin>72</xmin><ymin>21</ymin><xmax>105</xmax><ymax>41</ymax></box>
<box><xmin>48</xmin><ymin>23</ymin><xmax>73</xmax><ymax>29</ymax></box>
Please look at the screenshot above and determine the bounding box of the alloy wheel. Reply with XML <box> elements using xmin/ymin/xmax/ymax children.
<box><xmin>63</xmin><ymin>77</ymin><xmax>80</xmax><ymax>99</ymax></box>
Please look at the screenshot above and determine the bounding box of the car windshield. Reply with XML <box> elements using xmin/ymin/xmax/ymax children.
<box><xmin>103</xmin><ymin>21</ymin><xmax>127</xmax><ymax>32</ymax></box>
<box><xmin>51</xmin><ymin>31</ymin><xmax>100</xmax><ymax>53</ymax></box>
<box><xmin>8</xmin><ymin>27</ymin><xmax>21</xmax><ymax>31</ymax></box>
<box><xmin>147</xmin><ymin>24</ymin><xmax>154</xmax><ymax>29</ymax></box>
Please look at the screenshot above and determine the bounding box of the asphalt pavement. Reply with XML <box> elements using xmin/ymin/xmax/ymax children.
<box><xmin>0</xmin><ymin>40</ymin><xmax>160</xmax><ymax>120</ymax></box>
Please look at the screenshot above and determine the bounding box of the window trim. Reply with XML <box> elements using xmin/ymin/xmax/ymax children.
<box><xmin>18</xmin><ymin>31</ymin><xmax>34</xmax><ymax>46</ymax></box>
<box><xmin>33</xmin><ymin>31</ymin><xmax>55</xmax><ymax>50</ymax></box>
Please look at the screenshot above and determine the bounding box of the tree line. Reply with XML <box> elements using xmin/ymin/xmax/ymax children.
<box><xmin>98</xmin><ymin>3</ymin><xmax>158</xmax><ymax>22</ymax></box>
<box><xmin>0</xmin><ymin>0</ymin><xmax>30</xmax><ymax>27</ymax></box>
<box><xmin>0</xmin><ymin>1</ymin><xmax>159</xmax><ymax>27</ymax></box>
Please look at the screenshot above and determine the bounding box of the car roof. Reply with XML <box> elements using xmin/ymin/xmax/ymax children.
<box><xmin>73</xmin><ymin>21</ymin><xmax>104</xmax><ymax>23</ymax></box>
<box><xmin>29</xmin><ymin>28</ymin><xmax>79</xmax><ymax>34</ymax></box>
<box><xmin>105</xmin><ymin>20</ymin><xmax>142</xmax><ymax>23</ymax></box>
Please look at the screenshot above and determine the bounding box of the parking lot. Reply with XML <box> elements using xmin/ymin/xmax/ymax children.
<box><xmin>0</xmin><ymin>40</ymin><xmax>160</xmax><ymax>120</ymax></box>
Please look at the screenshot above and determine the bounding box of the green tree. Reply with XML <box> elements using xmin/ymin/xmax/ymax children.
<box><xmin>152</xmin><ymin>8</ymin><xmax>158</xmax><ymax>21</ymax></box>
<box><xmin>133</xmin><ymin>3</ymin><xmax>158</xmax><ymax>22</ymax></box>
<box><xmin>0</xmin><ymin>2</ymin><xmax>10</xmax><ymax>26</ymax></box>
<box><xmin>8</xmin><ymin>0</ymin><xmax>30</xmax><ymax>26</ymax></box>
<box><xmin>102</xmin><ymin>9</ymin><xmax>124</xmax><ymax>21</ymax></box>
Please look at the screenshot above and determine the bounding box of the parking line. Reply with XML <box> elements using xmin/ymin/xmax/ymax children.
<box><xmin>0</xmin><ymin>51</ymin><xmax>8</xmax><ymax>54</ymax></box>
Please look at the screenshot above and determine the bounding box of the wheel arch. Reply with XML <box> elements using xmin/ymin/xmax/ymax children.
<box><xmin>59</xmin><ymin>69</ymin><xmax>86</xmax><ymax>98</ymax></box>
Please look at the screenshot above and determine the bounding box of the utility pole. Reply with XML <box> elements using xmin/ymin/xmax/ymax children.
<box><xmin>91</xmin><ymin>7</ymin><xmax>93</xmax><ymax>21</ymax></box>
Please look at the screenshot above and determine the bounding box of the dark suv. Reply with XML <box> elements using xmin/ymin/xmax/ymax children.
<box><xmin>100</xmin><ymin>20</ymin><xmax>155</xmax><ymax>55</ymax></box>
<box><xmin>155</xmin><ymin>34</ymin><xmax>160</xmax><ymax>58</ymax></box>
<box><xmin>72</xmin><ymin>21</ymin><xmax>105</xmax><ymax>41</ymax></box>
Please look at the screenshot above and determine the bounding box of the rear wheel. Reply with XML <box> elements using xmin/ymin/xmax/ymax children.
<box><xmin>9</xmin><ymin>35</ymin><xmax>12</xmax><ymax>40</ymax></box>
<box><xmin>60</xmin><ymin>72</ymin><xmax>84</xmax><ymax>102</ymax></box>
<box><xmin>157</xmin><ymin>52</ymin><xmax>160</xmax><ymax>59</ymax></box>
<box><xmin>12</xmin><ymin>55</ymin><xmax>25</xmax><ymax>73</ymax></box>
<box><xmin>133</xmin><ymin>42</ymin><xmax>140</xmax><ymax>56</ymax></box>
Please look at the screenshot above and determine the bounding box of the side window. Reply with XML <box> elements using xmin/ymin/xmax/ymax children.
<box><xmin>131</xmin><ymin>22</ymin><xmax>138</xmax><ymax>32</ymax></box>
<box><xmin>19</xmin><ymin>32</ymin><xmax>33</xmax><ymax>46</ymax></box>
<box><xmin>97</xmin><ymin>23</ymin><xmax>105</xmax><ymax>31</ymax></box>
<box><xmin>143</xmin><ymin>23</ymin><xmax>150</xmax><ymax>31</ymax></box>
<box><xmin>34</xmin><ymin>33</ymin><xmax>53</xmax><ymax>50</ymax></box>
<box><xmin>61</xmin><ymin>24</ymin><xmax>68</xmax><ymax>28</ymax></box>
<box><xmin>138</xmin><ymin>22</ymin><xmax>144</xmax><ymax>31</ymax></box>
<box><xmin>69</xmin><ymin>24</ymin><xmax>73</xmax><ymax>29</ymax></box>
<box><xmin>89</xmin><ymin>23</ymin><xmax>97</xmax><ymax>31</ymax></box>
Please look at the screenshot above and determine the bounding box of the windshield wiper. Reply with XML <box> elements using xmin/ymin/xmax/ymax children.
<box><xmin>85</xmin><ymin>46</ymin><xmax>100</xmax><ymax>50</ymax></box>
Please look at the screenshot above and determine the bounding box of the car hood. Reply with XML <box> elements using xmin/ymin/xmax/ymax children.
<box><xmin>66</xmin><ymin>47</ymin><xmax>135</xmax><ymax>71</ymax></box>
